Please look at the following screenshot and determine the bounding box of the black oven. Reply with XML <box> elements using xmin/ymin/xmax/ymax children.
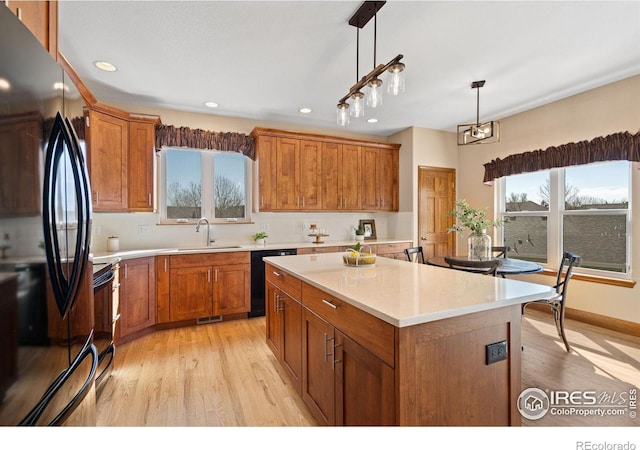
<box><xmin>93</xmin><ymin>259</ymin><xmax>120</xmax><ymax>388</ymax></box>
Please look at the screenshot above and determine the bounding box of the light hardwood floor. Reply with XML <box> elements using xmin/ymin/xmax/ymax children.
<box><xmin>96</xmin><ymin>310</ymin><xmax>639</xmax><ymax>427</ymax></box>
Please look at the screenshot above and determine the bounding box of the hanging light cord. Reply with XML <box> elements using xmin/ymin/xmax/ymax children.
<box><xmin>476</xmin><ymin>85</ymin><xmax>480</xmax><ymax>127</ymax></box>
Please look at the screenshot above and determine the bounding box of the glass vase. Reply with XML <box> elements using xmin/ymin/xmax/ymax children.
<box><xmin>468</xmin><ymin>230</ymin><xmax>491</xmax><ymax>260</ymax></box>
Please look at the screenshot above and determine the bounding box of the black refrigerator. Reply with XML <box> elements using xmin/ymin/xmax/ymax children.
<box><xmin>0</xmin><ymin>7</ymin><xmax>97</xmax><ymax>426</ymax></box>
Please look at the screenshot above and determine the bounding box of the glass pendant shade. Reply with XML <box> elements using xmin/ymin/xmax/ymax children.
<box><xmin>336</xmin><ymin>102</ymin><xmax>350</xmax><ymax>126</ymax></box>
<box><xmin>350</xmin><ymin>91</ymin><xmax>365</xmax><ymax>118</ymax></box>
<box><xmin>386</xmin><ymin>62</ymin><xmax>405</xmax><ymax>95</ymax></box>
<box><xmin>366</xmin><ymin>78</ymin><xmax>383</xmax><ymax>107</ymax></box>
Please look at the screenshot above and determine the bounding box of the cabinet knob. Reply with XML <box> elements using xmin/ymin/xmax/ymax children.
<box><xmin>420</xmin><ymin>236</ymin><xmax>427</xmax><ymax>241</ymax></box>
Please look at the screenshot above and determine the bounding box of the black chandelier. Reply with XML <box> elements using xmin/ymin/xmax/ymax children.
<box><xmin>337</xmin><ymin>1</ymin><xmax>405</xmax><ymax>126</ymax></box>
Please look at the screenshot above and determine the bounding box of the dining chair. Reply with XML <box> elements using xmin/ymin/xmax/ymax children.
<box><xmin>405</xmin><ymin>246</ymin><xmax>426</xmax><ymax>264</ymax></box>
<box><xmin>491</xmin><ymin>246</ymin><xmax>511</xmax><ymax>258</ymax></box>
<box><xmin>443</xmin><ymin>256</ymin><xmax>500</xmax><ymax>276</ymax></box>
<box><xmin>521</xmin><ymin>251</ymin><xmax>580</xmax><ymax>352</ymax></box>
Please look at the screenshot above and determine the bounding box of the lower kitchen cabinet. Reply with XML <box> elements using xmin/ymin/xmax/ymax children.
<box><xmin>161</xmin><ymin>252</ymin><xmax>251</xmax><ymax>323</ymax></box>
<box><xmin>266</xmin><ymin>281</ymin><xmax>302</xmax><ymax>393</ymax></box>
<box><xmin>301</xmin><ymin>308</ymin><xmax>395</xmax><ymax>426</ymax></box>
<box><xmin>119</xmin><ymin>257</ymin><xmax>156</xmax><ymax>338</ymax></box>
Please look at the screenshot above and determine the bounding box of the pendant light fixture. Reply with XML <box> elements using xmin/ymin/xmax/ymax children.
<box><xmin>350</xmin><ymin>27</ymin><xmax>365</xmax><ymax>118</ymax></box>
<box><xmin>336</xmin><ymin>1</ymin><xmax>405</xmax><ymax>126</ymax></box>
<box><xmin>457</xmin><ymin>80</ymin><xmax>500</xmax><ymax>145</ymax></box>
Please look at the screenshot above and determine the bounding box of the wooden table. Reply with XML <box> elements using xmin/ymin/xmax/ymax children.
<box><xmin>426</xmin><ymin>256</ymin><xmax>544</xmax><ymax>276</ymax></box>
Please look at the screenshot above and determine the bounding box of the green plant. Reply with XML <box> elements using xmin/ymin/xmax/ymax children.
<box><xmin>447</xmin><ymin>199</ymin><xmax>506</xmax><ymax>235</ymax></box>
<box><xmin>354</xmin><ymin>226</ymin><xmax>364</xmax><ymax>236</ymax></box>
<box><xmin>252</xmin><ymin>231</ymin><xmax>268</xmax><ymax>241</ymax></box>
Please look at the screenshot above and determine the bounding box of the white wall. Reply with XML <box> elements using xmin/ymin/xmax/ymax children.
<box><xmin>456</xmin><ymin>74</ymin><xmax>640</xmax><ymax>325</ymax></box>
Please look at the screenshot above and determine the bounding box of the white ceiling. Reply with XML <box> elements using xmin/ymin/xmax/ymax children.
<box><xmin>58</xmin><ymin>1</ymin><xmax>640</xmax><ymax>137</ymax></box>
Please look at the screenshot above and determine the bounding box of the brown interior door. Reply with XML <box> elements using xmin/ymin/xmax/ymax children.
<box><xmin>418</xmin><ymin>166</ymin><xmax>456</xmax><ymax>259</ymax></box>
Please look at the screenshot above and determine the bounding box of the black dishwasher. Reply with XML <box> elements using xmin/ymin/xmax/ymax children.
<box><xmin>250</xmin><ymin>249</ymin><xmax>297</xmax><ymax>317</ymax></box>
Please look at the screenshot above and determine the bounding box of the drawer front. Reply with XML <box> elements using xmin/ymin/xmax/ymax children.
<box><xmin>170</xmin><ymin>251</ymin><xmax>250</xmax><ymax>268</ymax></box>
<box><xmin>297</xmin><ymin>246</ymin><xmax>344</xmax><ymax>255</ymax></box>
<box><xmin>265</xmin><ymin>263</ymin><xmax>302</xmax><ymax>299</ymax></box>
<box><xmin>301</xmin><ymin>282</ymin><xmax>395</xmax><ymax>367</ymax></box>
<box><xmin>376</xmin><ymin>242</ymin><xmax>411</xmax><ymax>255</ymax></box>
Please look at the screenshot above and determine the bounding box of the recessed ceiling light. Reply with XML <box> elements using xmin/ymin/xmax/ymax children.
<box><xmin>53</xmin><ymin>82</ymin><xmax>69</xmax><ymax>91</ymax></box>
<box><xmin>0</xmin><ymin>78</ymin><xmax>10</xmax><ymax>90</ymax></box>
<box><xmin>204</xmin><ymin>101</ymin><xmax>219</xmax><ymax>108</ymax></box>
<box><xmin>367</xmin><ymin>118</ymin><xmax>378</xmax><ymax>123</ymax></box>
<box><xmin>94</xmin><ymin>61</ymin><xmax>117</xmax><ymax>72</ymax></box>
<box><xmin>299</xmin><ymin>107</ymin><xmax>312</xmax><ymax>114</ymax></box>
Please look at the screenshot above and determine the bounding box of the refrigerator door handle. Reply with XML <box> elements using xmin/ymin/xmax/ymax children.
<box><xmin>18</xmin><ymin>333</ymin><xmax>98</xmax><ymax>426</ymax></box>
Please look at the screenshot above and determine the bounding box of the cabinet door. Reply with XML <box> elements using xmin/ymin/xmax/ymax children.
<box><xmin>360</xmin><ymin>146</ymin><xmax>380</xmax><ymax>210</ymax></box>
<box><xmin>321</xmin><ymin>142</ymin><xmax>340</xmax><ymax>210</ymax></box>
<box><xmin>169</xmin><ymin>266</ymin><xmax>213</xmax><ymax>321</ymax></box>
<box><xmin>302</xmin><ymin>308</ymin><xmax>335</xmax><ymax>426</ymax></box>
<box><xmin>128</xmin><ymin>120</ymin><xmax>155</xmax><ymax>212</ymax></box>
<box><xmin>281</xmin><ymin>291</ymin><xmax>302</xmax><ymax>393</ymax></box>
<box><xmin>255</xmin><ymin>135</ymin><xmax>277</xmax><ymax>211</ymax></box>
<box><xmin>334</xmin><ymin>331</ymin><xmax>395</xmax><ymax>426</ymax></box>
<box><xmin>6</xmin><ymin>1</ymin><xmax>57</xmax><ymax>57</ymax></box>
<box><xmin>379</xmin><ymin>147</ymin><xmax>398</xmax><ymax>211</ymax></box>
<box><xmin>155</xmin><ymin>255</ymin><xmax>170</xmax><ymax>324</ymax></box>
<box><xmin>265</xmin><ymin>283</ymin><xmax>282</xmax><ymax>359</ymax></box>
<box><xmin>340</xmin><ymin>144</ymin><xmax>361</xmax><ymax>210</ymax></box>
<box><xmin>215</xmin><ymin>264</ymin><xmax>250</xmax><ymax>316</ymax></box>
<box><xmin>0</xmin><ymin>115</ymin><xmax>41</xmax><ymax>217</ymax></box>
<box><xmin>299</xmin><ymin>140</ymin><xmax>321</xmax><ymax>210</ymax></box>
<box><xmin>87</xmin><ymin>110</ymin><xmax>129</xmax><ymax>211</ymax></box>
<box><xmin>276</xmin><ymin>137</ymin><xmax>299</xmax><ymax>210</ymax></box>
<box><xmin>120</xmin><ymin>257</ymin><xmax>156</xmax><ymax>338</ymax></box>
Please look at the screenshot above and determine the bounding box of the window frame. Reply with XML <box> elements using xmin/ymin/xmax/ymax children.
<box><xmin>496</xmin><ymin>162</ymin><xmax>632</xmax><ymax>279</ymax></box>
<box><xmin>157</xmin><ymin>147</ymin><xmax>252</xmax><ymax>224</ymax></box>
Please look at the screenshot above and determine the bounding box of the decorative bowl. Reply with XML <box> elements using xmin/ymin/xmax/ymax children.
<box><xmin>342</xmin><ymin>252</ymin><xmax>376</xmax><ymax>267</ymax></box>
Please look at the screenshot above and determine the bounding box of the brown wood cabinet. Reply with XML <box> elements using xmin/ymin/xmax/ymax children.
<box><xmin>376</xmin><ymin>242</ymin><xmax>412</xmax><ymax>260</ymax></box>
<box><xmin>128</xmin><ymin>120</ymin><xmax>155</xmax><ymax>212</ymax></box>
<box><xmin>265</xmin><ymin>276</ymin><xmax>302</xmax><ymax>394</ymax></box>
<box><xmin>0</xmin><ymin>113</ymin><xmax>41</xmax><ymax>217</ymax></box>
<box><xmin>251</xmin><ymin>128</ymin><xmax>399</xmax><ymax>212</ymax></box>
<box><xmin>266</xmin><ymin>262</ymin><xmax>523</xmax><ymax>426</ymax></box>
<box><xmin>321</xmin><ymin>142</ymin><xmax>361</xmax><ymax>210</ymax></box>
<box><xmin>0</xmin><ymin>276</ymin><xmax>17</xmax><ymax>401</ymax></box>
<box><xmin>5</xmin><ymin>1</ymin><xmax>57</xmax><ymax>58</ymax></box>
<box><xmin>300</xmin><ymin>284</ymin><xmax>395</xmax><ymax>426</ymax></box>
<box><xmin>360</xmin><ymin>146</ymin><xmax>399</xmax><ymax>211</ymax></box>
<box><xmin>85</xmin><ymin>107</ymin><xmax>157</xmax><ymax>212</ymax></box>
<box><xmin>162</xmin><ymin>252</ymin><xmax>250</xmax><ymax>323</ymax></box>
<box><xmin>296</xmin><ymin>246</ymin><xmax>345</xmax><ymax>255</ymax></box>
<box><xmin>86</xmin><ymin>109</ymin><xmax>128</xmax><ymax>211</ymax></box>
<box><xmin>119</xmin><ymin>257</ymin><xmax>156</xmax><ymax>338</ymax></box>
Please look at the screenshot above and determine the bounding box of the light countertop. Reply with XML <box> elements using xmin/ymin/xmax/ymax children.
<box><xmin>90</xmin><ymin>239</ymin><xmax>410</xmax><ymax>264</ymax></box>
<box><xmin>263</xmin><ymin>252</ymin><xmax>556</xmax><ymax>328</ymax></box>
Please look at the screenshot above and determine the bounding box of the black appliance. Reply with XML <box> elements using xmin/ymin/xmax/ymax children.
<box><xmin>0</xmin><ymin>8</ymin><xmax>96</xmax><ymax>426</ymax></box>
<box><xmin>92</xmin><ymin>259</ymin><xmax>120</xmax><ymax>388</ymax></box>
<box><xmin>250</xmin><ymin>249</ymin><xmax>297</xmax><ymax>317</ymax></box>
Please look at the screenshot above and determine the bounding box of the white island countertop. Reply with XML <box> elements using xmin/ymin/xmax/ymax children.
<box><xmin>263</xmin><ymin>252</ymin><xmax>557</xmax><ymax>328</ymax></box>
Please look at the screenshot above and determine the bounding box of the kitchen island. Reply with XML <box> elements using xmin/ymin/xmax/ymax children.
<box><xmin>263</xmin><ymin>252</ymin><xmax>556</xmax><ymax>426</ymax></box>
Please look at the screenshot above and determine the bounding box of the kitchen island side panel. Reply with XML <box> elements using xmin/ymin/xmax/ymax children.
<box><xmin>395</xmin><ymin>304</ymin><xmax>522</xmax><ymax>426</ymax></box>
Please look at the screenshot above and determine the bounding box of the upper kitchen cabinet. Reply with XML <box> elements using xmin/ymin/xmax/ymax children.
<box><xmin>85</xmin><ymin>106</ymin><xmax>158</xmax><ymax>212</ymax></box>
<box><xmin>0</xmin><ymin>113</ymin><xmax>42</xmax><ymax>217</ymax></box>
<box><xmin>251</xmin><ymin>128</ymin><xmax>399</xmax><ymax>212</ymax></box>
<box><xmin>5</xmin><ymin>1</ymin><xmax>58</xmax><ymax>58</ymax></box>
<box><xmin>360</xmin><ymin>146</ymin><xmax>399</xmax><ymax>212</ymax></box>
<box><xmin>128</xmin><ymin>119</ymin><xmax>156</xmax><ymax>212</ymax></box>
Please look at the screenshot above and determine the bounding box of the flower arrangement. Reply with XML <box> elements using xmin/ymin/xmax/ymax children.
<box><xmin>446</xmin><ymin>199</ymin><xmax>505</xmax><ymax>235</ymax></box>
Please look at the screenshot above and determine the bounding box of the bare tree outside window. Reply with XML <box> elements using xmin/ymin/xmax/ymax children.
<box><xmin>167</xmin><ymin>181</ymin><xmax>202</xmax><ymax>218</ymax></box>
<box><xmin>215</xmin><ymin>175</ymin><xmax>244</xmax><ymax>218</ymax></box>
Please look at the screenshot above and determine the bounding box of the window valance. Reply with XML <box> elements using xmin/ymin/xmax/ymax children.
<box><xmin>155</xmin><ymin>124</ymin><xmax>255</xmax><ymax>160</ymax></box>
<box><xmin>483</xmin><ymin>131</ymin><xmax>640</xmax><ymax>183</ymax></box>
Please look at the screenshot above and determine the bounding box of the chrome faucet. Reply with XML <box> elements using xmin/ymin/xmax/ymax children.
<box><xmin>195</xmin><ymin>217</ymin><xmax>214</xmax><ymax>246</ymax></box>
